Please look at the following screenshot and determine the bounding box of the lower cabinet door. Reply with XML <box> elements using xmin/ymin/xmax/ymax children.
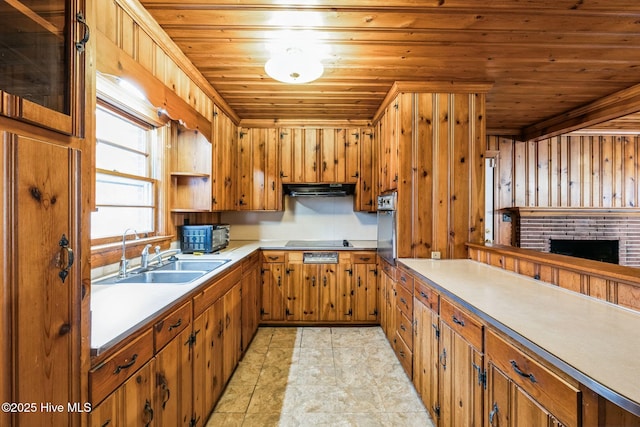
<box><xmin>89</xmin><ymin>391</ymin><xmax>119</xmax><ymax>427</ymax></box>
<box><xmin>439</xmin><ymin>321</ymin><xmax>484</xmax><ymax>427</ymax></box>
<box><xmin>121</xmin><ymin>360</ymin><xmax>156</xmax><ymax>427</ymax></box>
<box><xmin>155</xmin><ymin>327</ymin><xmax>193</xmax><ymax>427</ymax></box>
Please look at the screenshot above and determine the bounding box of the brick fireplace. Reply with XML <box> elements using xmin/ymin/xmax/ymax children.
<box><xmin>505</xmin><ymin>208</ymin><xmax>640</xmax><ymax>267</ymax></box>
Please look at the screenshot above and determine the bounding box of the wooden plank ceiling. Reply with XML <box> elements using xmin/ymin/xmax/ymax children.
<box><xmin>139</xmin><ymin>0</ymin><xmax>640</xmax><ymax>135</ymax></box>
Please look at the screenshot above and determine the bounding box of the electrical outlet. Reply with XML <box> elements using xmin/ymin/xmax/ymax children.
<box><xmin>431</xmin><ymin>251</ymin><xmax>441</xmax><ymax>260</ymax></box>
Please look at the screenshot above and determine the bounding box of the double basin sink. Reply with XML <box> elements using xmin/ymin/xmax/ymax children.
<box><xmin>96</xmin><ymin>259</ymin><xmax>231</xmax><ymax>285</ymax></box>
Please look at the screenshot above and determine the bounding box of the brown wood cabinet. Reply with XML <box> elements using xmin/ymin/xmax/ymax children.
<box><xmin>211</xmin><ymin>105</ymin><xmax>237</xmax><ymax>211</ymax></box>
<box><xmin>352</xmin><ymin>253</ymin><xmax>378</xmax><ymax>321</ymax></box>
<box><xmin>413</xmin><ymin>282</ymin><xmax>441</xmax><ymax>424</ymax></box>
<box><xmin>3</xmin><ymin>132</ymin><xmax>84</xmax><ymax>427</ymax></box>
<box><xmin>222</xmin><ymin>282</ymin><xmax>242</xmax><ymax>384</ymax></box>
<box><xmin>90</xmin><ymin>359</ymin><xmax>156</xmax><ymax>427</ymax></box>
<box><xmin>0</xmin><ymin>0</ymin><xmax>86</xmax><ymax>136</ymax></box>
<box><xmin>486</xmin><ymin>329</ymin><xmax>581</xmax><ymax>427</ymax></box>
<box><xmin>154</xmin><ymin>326</ymin><xmax>193</xmax><ymax>427</ymax></box>
<box><xmin>374</xmin><ymin>87</ymin><xmax>487</xmax><ymax>259</ymax></box>
<box><xmin>438</xmin><ymin>305</ymin><xmax>484</xmax><ymax>427</ymax></box>
<box><xmin>192</xmin><ymin>297</ymin><xmax>225</xmax><ymax>426</ymax></box>
<box><xmin>237</xmin><ymin>128</ymin><xmax>282</xmax><ymax>211</ymax></box>
<box><xmin>379</xmin><ymin>258</ymin><xmax>397</xmax><ymax>343</ymax></box>
<box><xmin>260</xmin><ymin>252</ymin><xmax>286</xmax><ymax>321</ymax></box>
<box><xmin>377</xmin><ymin>95</ymin><xmax>400</xmax><ymax>194</ymax></box>
<box><xmin>356</xmin><ymin>128</ymin><xmax>378</xmax><ymax>212</ymax></box>
<box><xmin>169</xmin><ymin>124</ymin><xmax>212</xmax><ymax>212</ymax></box>
<box><xmin>261</xmin><ymin>251</ymin><xmax>377</xmax><ymax>324</ymax></box>
<box><xmin>280</xmin><ymin>127</ymin><xmax>360</xmax><ymax>184</ymax></box>
<box><xmin>241</xmin><ymin>252</ymin><xmax>261</xmax><ymax>352</ymax></box>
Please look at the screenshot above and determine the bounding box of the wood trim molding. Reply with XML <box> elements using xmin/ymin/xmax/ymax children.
<box><xmin>96</xmin><ymin>32</ymin><xmax>212</xmax><ymax>136</ymax></box>
<box><xmin>466</xmin><ymin>242</ymin><xmax>640</xmax><ymax>287</ymax></box>
<box><xmin>522</xmin><ymin>82</ymin><xmax>640</xmax><ymax>142</ymax></box>
<box><xmin>372</xmin><ymin>81</ymin><xmax>494</xmax><ymax>123</ymax></box>
<box><xmin>239</xmin><ymin>118</ymin><xmax>373</xmax><ymax>128</ymax></box>
<box><xmin>504</xmin><ymin>207</ymin><xmax>640</xmax><ymax>217</ymax></box>
<box><xmin>113</xmin><ymin>0</ymin><xmax>240</xmax><ymax>124</ymax></box>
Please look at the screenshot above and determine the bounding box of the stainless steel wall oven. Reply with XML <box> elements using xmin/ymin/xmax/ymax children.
<box><xmin>377</xmin><ymin>192</ymin><xmax>397</xmax><ymax>264</ymax></box>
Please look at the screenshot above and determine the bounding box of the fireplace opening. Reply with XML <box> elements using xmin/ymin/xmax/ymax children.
<box><xmin>549</xmin><ymin>239</ymin><xmax>619</xmax><ymax>264</ymax></box>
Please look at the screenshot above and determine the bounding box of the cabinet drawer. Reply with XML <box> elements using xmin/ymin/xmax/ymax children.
<box><xmin>154</xmin><ymin>301</ymin><xmax>191</xmax><ymax>351</ymax></box>
<box><xmin>262</xmin><ymin>251</ymin><xmax>285</xmax><ymax>263</ymax></box>
<box><xmin>380</xmin><ymin>259</ymin><xmax>396</xmax><ymax>281</ymax></box>
<box><xmin>440</xmin><ymin>298</ymin><xmax>483</xmax><ymax>350</ymax></box>
<box><xmin>351</xmin><ymin>251</ymin><xmax>376</xmax><ymax>264</ymax></box>
<box><xmin>396</xmin><ymin>268</ymin><xmax>414</xmax><ymax>293</ymax></box>
<box><xmin>393</xmin><ymin>331</ymin><xmax>413</xmax><ymax>378</ymax></box>
<box><xmin>395</xmin><ymin>308</ymin><xmax>413</xmax><ymax>351</ymax></box>
<box><xmin>89</xmin><ymin>329</ymin><xmax>154</xmax><ymax>406</ymax></box>
<box><xmin>486</xmin><ymin>329</ymin><xmax>580</xmax><ymax>427</ymax></box>
<box><xmin>414</xmin><ymin>280</ymin><xmax>439</xmax><ymax>313</ymax></box>
<box><xmin>396</xmin><ymin>282</ymin><xmax>413</xmax><ymax>320</ymax></box>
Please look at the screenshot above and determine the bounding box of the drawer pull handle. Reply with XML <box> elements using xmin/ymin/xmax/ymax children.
<box><xmin>168</xmin><ymin>318</ymin><xmax>182</xmax><ymax>331</ymax></box>
<box><xmin>400</xmin><ymin>297</ymin><xmax>407</xmax><ymax>305</ymax></box>
<box><xmin>452</xmin><ymin>315</ymin><xmax>465</xmax><ymax>327</ymax></box>
<box><xmin>400</xmin><ymin>324</ymin><xmax>406</xmax><ymax>332</ymax></box>
<box><xmin>510</xmin><ymin>360</ymin><xmax>537</xmax><ymax>383</ymax></box>
<box><xmin>420</xmin><ymin>291</ymin><xmax>429</xmax><ymax>300</ymax></box>
<box><xmin>400</xmin><ymin>276</ymin><xmax>406</xmax><ymax>283</ymax></box>
<box><xmin>268</xmin><ymin>256</ymin><xmax>279</xmax><ymax>261</ymax></box>
<box><xmin>113</xmin><ymin>353</ymin><xmax>138</xmax><ymax>374</ymax></box>
<box><xmin>489</xmin><ymin>402</ymin><xmax>499</xmax><ymax>426</ymax></box>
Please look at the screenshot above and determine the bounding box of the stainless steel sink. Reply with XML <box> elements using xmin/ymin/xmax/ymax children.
<box><xmin>116</xmin><ymin>271</ymin><xmax>205</xmax><ymax>284</ymax></box>
<box><xmin>155</xmin><ymin>259</ymin><xmax>230</xmax><ymax>272</ymax></box>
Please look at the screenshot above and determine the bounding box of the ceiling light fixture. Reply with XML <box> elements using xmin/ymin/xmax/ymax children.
<box><xmin>265</xmin><ymin>47</ymin><xmax>324</xmax><ymax>84</ymax></box>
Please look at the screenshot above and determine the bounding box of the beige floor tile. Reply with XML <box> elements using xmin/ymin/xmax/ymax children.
<box><xmin>205</xmin><ymin>412</ymin><xmax>245</xmax><ymax>426</ymax></box>
<box><xmin>289</xmin><ymin>363</ymin><xmax>337</xmax><ymax>386</ymax></box>
<box><xmin>226</xmin><ymin>360</ymin><xmax>262</xmax><ymax>388</ymax></box>
<box><xmin>384</xmin><ymin>411</ymin><xmax>435</xmax><ymax>426</ymax></box>
<box><xmin>298</xmin><ymin>347</ymin><xmax>334</xmax><ymax>365</ymax></box>
<box><xmin>246</xmin><ymin>384</ymin><xmax>288</xmax><ymax>414</ymax></box>
<box><xmin>213</xmin><ymin>385</ymin><xmax>254</xmax><ymax>413</ymax></box>
<box><xmin>207</xmin><ymin>326</ymin><xmax>433</xmax><ymax>427</ymax></box>
<box><xmin>263</xmin><ymin>347</ymin><xmax>300</xmax><ymax>366</ymax></box>
<box><xmin>242</xmin><ymin>412</ymin><xmax>282</xmax><ymax>427</ymax></box>
<box><xmin>256</xmin><ymin>363</ymin><xmax>294</xmax><ymax>388</ymax></box>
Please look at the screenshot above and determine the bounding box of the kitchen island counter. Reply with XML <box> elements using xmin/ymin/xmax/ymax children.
<box><xmin>399</xmin><ymin>258</ymin><xmax>640</xmax><ymax>417</ymax></box>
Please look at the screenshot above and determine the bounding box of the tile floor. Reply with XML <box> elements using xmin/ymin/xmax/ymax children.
<box><xmin>206</xmin><ymin>326</ymin><xmax>435</xmax><ymax>426</ymax></box>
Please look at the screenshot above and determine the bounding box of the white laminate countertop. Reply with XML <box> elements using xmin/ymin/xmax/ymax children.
<box><xmin>91</xmin><ymin>240</ymin><xmax>376</xmax><ymax>355</ymax></box>
<box><xmin>398</xmin><ymin>258</ymin><xmax>640</xmax><ymax>416</ymax></box>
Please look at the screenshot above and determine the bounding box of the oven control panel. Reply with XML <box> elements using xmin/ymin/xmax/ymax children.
<box><xmin>303</xmin><ymin>252</ymin><xmax>339</xmax><ymax>264</ymax></box>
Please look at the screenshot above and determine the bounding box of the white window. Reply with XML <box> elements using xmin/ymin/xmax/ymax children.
<box><xmin>91</xmin><ymin>104</ymin><xmax>158</xmax><ymax>240</ymax></box>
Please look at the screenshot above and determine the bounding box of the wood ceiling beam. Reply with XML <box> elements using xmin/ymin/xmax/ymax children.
<box><xmin>522</xmin><ymin>83</ymin><xmax>640</xmax><ymax>141</ymax></box>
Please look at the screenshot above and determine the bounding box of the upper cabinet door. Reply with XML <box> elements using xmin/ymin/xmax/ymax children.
<box><xmin>0</xmin><ymin>0</ymin><xmax>86</xmax><ymax>135</ymax></box>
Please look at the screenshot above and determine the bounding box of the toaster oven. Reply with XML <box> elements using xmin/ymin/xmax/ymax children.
<box><xmin>178</xmin><ymin>224</ymin><xmax>230</xmax><ymax>253</ymax></box>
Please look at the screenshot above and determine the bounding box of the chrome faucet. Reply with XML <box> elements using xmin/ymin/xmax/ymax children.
<box><xmin>151</xmin><ymin>247</ymin><xmax>181</xmax><ymax>266</ymax></box>
<box><xmin>140</xmin><ymin>244</ymin><xmax>152</xmax><ymax>270</ymax></box>
<box><xmin>118</xmin><ymin>229</ymin><xmax>139</xmax><ymax>278</ymax></box>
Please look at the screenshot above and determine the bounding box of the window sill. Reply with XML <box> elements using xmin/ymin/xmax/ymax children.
<box><xmin>91</xmin><ymin>235</ymin><xmax>175</xmax><ymax>268</ymax></box>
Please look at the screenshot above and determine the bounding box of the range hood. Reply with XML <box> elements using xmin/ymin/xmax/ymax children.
<box><xmin>283</xmin><ymin>183</ymin><xmax>356</xmax><ymax>197</ymax></box>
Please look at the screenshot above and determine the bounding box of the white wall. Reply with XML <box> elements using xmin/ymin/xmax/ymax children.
<box><xmin>221</xmin><ymin>196</ymin><xmax>377</xmax><ymax>241</ymax></box>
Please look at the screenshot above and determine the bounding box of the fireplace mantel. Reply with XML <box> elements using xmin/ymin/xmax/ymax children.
<box><xmin>504</xmin><ymin>207</ymin><xmax>640</xmax><ymax>217</ymax></box>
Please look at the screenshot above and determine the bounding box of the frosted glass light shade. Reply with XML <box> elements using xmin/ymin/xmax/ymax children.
<box><xmin>265</xmin><ymin>48</ymin><xmax>324</xmax><ymax>84</ymax></box>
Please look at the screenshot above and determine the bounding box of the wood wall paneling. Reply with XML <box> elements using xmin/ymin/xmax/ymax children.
<box><xmin>489</xmin><ymin>133</ymin><xmax>640</xmax><ymax>245</ymax></box>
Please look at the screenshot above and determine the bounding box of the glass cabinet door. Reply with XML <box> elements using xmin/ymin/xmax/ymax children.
<box><xmin>0</xmin><ymin>0</ymin><xmax>84</xmax><ymax>135</ymax></box>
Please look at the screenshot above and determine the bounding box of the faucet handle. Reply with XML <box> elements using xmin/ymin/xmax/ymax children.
<box><xmin>141</xmin><ymin>244</ymin><xmax>152</xmax><ymax>255</ymax></box>
<box><xmin>154</xmin><ymin>245</ymin><xmax>161</xmax><ymax>255</ymax></box>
